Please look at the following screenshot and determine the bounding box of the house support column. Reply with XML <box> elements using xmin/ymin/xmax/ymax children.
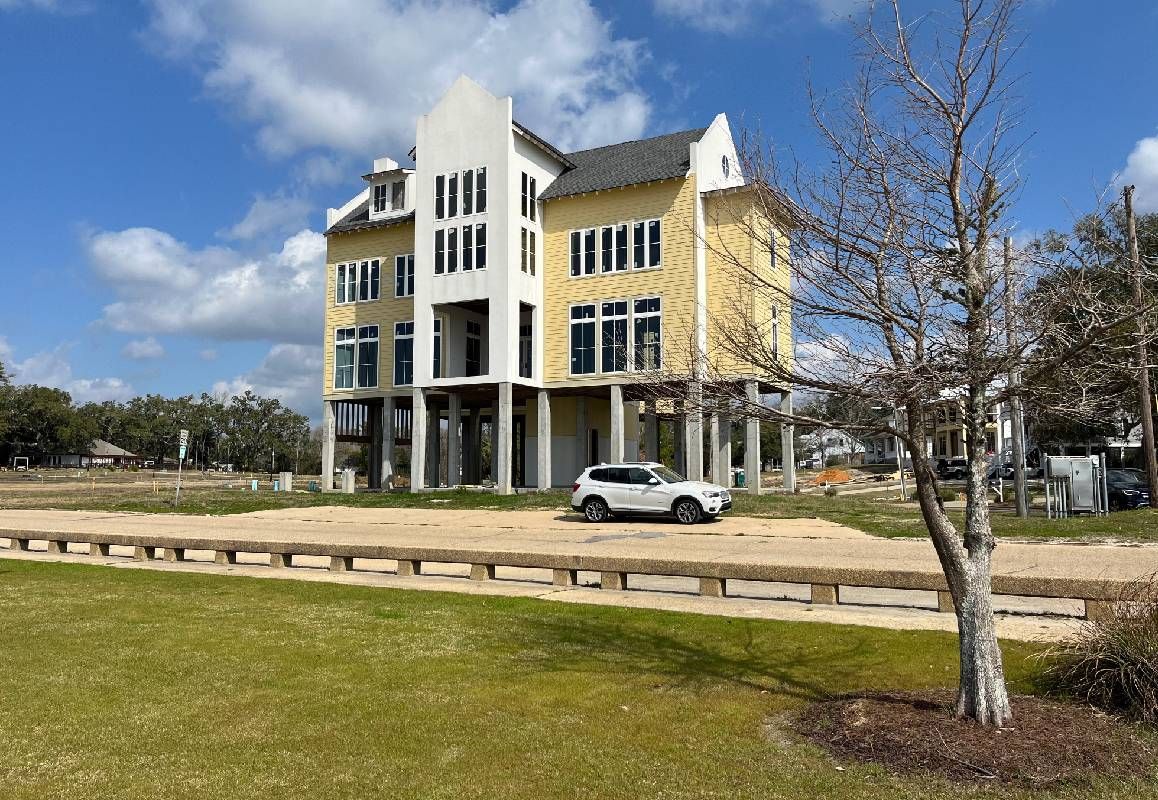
<box><xmin>447</xmin><ymin>394</ymin><xmax>461</xmax><ymax>487</ymax></box>
<box><xmin>367</xmin><ymin>403</ymin><xmax>381</xmax><ymax>490</ymax></box>
<box><xmin>410</xmin><ymin>388</ymin><xmax>427</xmax><ymax>492</ymax></box>
<box><xmin>745</xmin><ymin>381</ymin><xmax>762</xmax><ymax>496</ymax></box>
<box><xmin>496</xmin><ymin>382</ymin><xmax>514</xmax><ymax>495</ymax></box>
<box><xmin>609</xmin><ymin>384</ymin><xmax>625</xmax><ymax>465</ymax></box>
<box><xmin>643</xmin><ymin>401</ymin><xmax>659</xmax><ymax>462</ymax></box>
<box><xmin>575</xmin><ymin>397</ymin><xmax>589</xmax><ymax>474</ymax></box>
<box><xmin>321</xmin><ymin>400</ymin><xmax>336</xmax><ymax>491</ymax></box>
<box><xmin>537</xmin><ymin>390</ymin><xmax>552</xmax><ymax>490</ymax></box>
<box><xmin>685</xmin><ymin>383</ymin><xmax>704</xmax><ymax>481</ymax></box>
<box><xmin>780</xmin><ymin>389</ymin><xmax>795</xmax><ymax>493</ymax></box>
<box><xmin>426</xmin><ymin>402</ymin><xmax>440</xmax><ymax>488</ymax></box>
<box><xmin>711</xmin><ymin>413</ymin><xmax>732</xmax><ymax>487</ymax></box>
<box><xmin>466</xmin><ymin>408</ymin><xmax>481</xmax><ymax>484</ymax></box>
<box><xmin>490</xmin><ymin>400</ymin><xmax>500</xmax><ymax>482</ymax></box>
<box><xmin>381</xmin><ymin>396</ymin><xmax>395</xmax><ymax>490</ymax></box>
<box><xmin>673</xmin><ymin>399</ymin><xmax>686</xmax><ymax>474</ymax></box>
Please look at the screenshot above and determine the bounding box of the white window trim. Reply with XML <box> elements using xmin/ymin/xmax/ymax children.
<box><xmin>393</xmin><ymin>321</ymin><xmax>415</xmax><ymax>387</ymax></box>
<box><xmin>568</xmin><ymin>302</ymin><xmax>598</xmax><ymax>376</ymax></box>
<box><xmin>599</xmin><ymin>297</ymin><xmax>631</xmax><ymax>375</ymax></box>
<box><xmin>356</xmin><ymin>324</ymin><xmax>380</xmax><ymax>390</ymax></box>
<box><xmin>567</xmin><ymin>217</ymin><xmax>663</xmax><ymax>279</ymax></box>
<box><xmin>568</xmin><ymin>227</ymin><xmax>598</xmax><ymax>279</ymax></box>
<box><xmin>332</xmin><ymin>326</ymin><xmax>356</xmax><ymax>389</ymax></box>
<box><xmin>631</xmin><ymin>295</ymin><xmax>663</xmax><ymax>372</ymax></box>
<box><xmin>634</xmin><ymin>218</ymin><xmax>663</xmax><ymax>272</ymax></box>
<box><xmin>395</xmin><ymin>254</ymin><xmax>415</xmax><ymax>298</ymax></box>
<box><xmin>335</xmin><ymin>260</ymin><xmax>382</xmax><ymax>305</ymax></box>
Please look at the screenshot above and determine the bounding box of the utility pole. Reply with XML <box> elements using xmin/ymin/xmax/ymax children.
<box><xmin>1003</xmin><ymin>237</ymin><xmax>1029</xmax><ymax>517</ymax></box>
<box><xmin>1125</xmin><ymin>186</ymin><xmax>1158</xmax><ymax>497</ymax></box>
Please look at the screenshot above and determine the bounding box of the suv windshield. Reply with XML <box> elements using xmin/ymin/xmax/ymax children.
<box><xmin>1108</xmin><ymin>470</ymin><xmax>1146</xmax><ymax>487</ymax></box>
<box><xmin>651</xmin><ymin>466</ymin><xmax>685</xmax><ymax>484</ymax></box>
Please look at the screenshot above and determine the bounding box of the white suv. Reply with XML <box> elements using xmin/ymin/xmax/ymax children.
<box><xmin>571</xmin><ymin>462</ymin><xmax>733</xmax><ymax>524</ymax></box>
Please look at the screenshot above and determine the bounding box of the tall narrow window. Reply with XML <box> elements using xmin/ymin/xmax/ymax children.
<box><xmin>529</xmin><ymin>230</ymin><xmax>536</xmax><ymax>277</ymax></box>
<box><xmin>633</xmin><ymin>297</ymin><xmax>662</xmax><ymax>370</ymax></box>
<box><xmin>769</xmin><ymin>227</ymin><xmax>778</xmax><ymax>271</ymax></box>
<box><xmin>433</xmin><ymin>318</ymin><xmax>442</xmax><ymax>379</ymax></box>
<box><xmin>447</xmin><ymin>172</ymin><xmax>458</xmax><ymax>218</ymax></box>
<box><xmin>632</xmin><ymin>222</ymin><xmax>645</xmax><ymax>269</ymax></box>
<box><xmin>521</xmin><ymin>227</ymin><xmax>529</xmax><ymax>273</ymax></box>
<box><xmin>771</xmin><ymin>304</ymin><xmax>780</xmax><ymax>358</ymax></box>
<box><xmin>393</xmin><ymin>322</ymin><xmax>414</xmax><ymax>386</ymax></box>
<box><xmin>519</xmin><ymin>323</ymin><xmax>532</xmax><ymax>378</ymax></box>
<box><xmin>358</xmin><ymin>260</ymin><xmax>370</xmax><ymax>301</ymax></box>
<box><xmin>336</xmin><ymin>263</ymin><xmax>347</xmax><ymax>304</ymax></box>
<box><xmin>435</xmin><ymin>175</ymin><xmax>445</xmax><ymax>220</ymax></box>
<box><xmin>373</xmin><ymin>183</ymin><xmax>389</xmax><ymax>214</ymax></box>
<box><xmin>447</xmin><ymin>226</ymin><xmax>458</xmax><ymax>273</ymax></box>
<box><xmin>521</xmin><ymin>172</ymin><xmax>529</xmax><ymax>218</ymax></box>
<box><xmin>345</xmin><ymin>262</ymin><xmax>357</xmax><ymax>302</ymax></box>
<box><xmin>570</xmin><ymin>231</ymin><xmax>582</xmax><ymax>277</ymax></box>
<box><xmin>357</xmin><ymin>325</ymin><xmax>379</xmax><ymax>388</ymax></box>
<box><xmin>395</xmin><ymin>254</ymin><xmax>414</xmax><ymax>297</ymax></box>
<box><xmin>615</xmin><ymin>224</ymin><xmax>628</xmax><ymax>271</ymax></box>
<box><xmin>600</xmin><ymin>226</ymin><xmax>614</xmax><ymax>273</ymax></box>
<box><xmin>601</xmin><ymin>300</ymin><xmax>628</xmax><ymax>373</ymax></box>
<box><xmin>647</xmin><ymin>219</ymin><xmax>662</xmax><ymax>268</ymax></box>
<box><xmin>475</xmin><ymin>223</ymin><xmax>487</xmax><ymax>269</ymax></box>
<box><xmin>466</xmin><ymin>320</ymin><xmax>482</xmax><ymax>377</ymax></box>
<box><xmin>583</xmin><ymin>228</ymin><xmax>596</xmax><ymax>275</ymax></box>
<box><xmin>462</xmin><ymin>225</ymin><xmax>474</xmax><ymax>271</ymax></box>
<box><xmin>334</xmin><ymin>327</ymin><xmax>355</xmax><ymax>389</ymax></box>
<box><xmin>570</xmin><ymin>304</ymin><xmax>596</xmax><ymax>375</ymax></box>
<box><xmin>434</xmin><ymin>229</ymin><xmax>445</xmax><ymax>274</ymax></box>
<box><xmin>476</xmin><ymin>167</ymin><xmax>487</xmax><ymax>212</ymax></box>
<box><xmin>529</xmin><ymin>176</ymin><xmax>537</xmax><ymax>222</ymax></box>
<box><xmin>391</xmin><ymin>180</ymin><xmax>405</xmax><ymax>211</ymax></box>
<box><xmin>358</xmin><ymin>259</ymin><xmax>379</xmax><ymax>301</ymax></box>
<box><xmin>462</xmin><ymin>169</ymin><xmax>473</xmax><ymax>215</ymax></box>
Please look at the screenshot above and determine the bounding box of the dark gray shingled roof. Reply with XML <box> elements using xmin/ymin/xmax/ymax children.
<box><xmin>539</xmin><ymin>127</ymin><xmax>707</xmax><ymax>201</ymax></box>
<box><xmin>326</xmin><ymin>200</ymin><xmax>415</xmax><ymax>235</ymax></box>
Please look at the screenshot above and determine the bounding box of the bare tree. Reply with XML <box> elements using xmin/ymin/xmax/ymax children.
<box><xmin>635</xmin><ymin>0</ymin><xmax>1153</xmax><ymax>726</ymax></box>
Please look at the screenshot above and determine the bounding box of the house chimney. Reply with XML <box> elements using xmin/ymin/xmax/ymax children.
<box><xmin>373</xmin><ymin>156</ymin><xmax>399</xmax><ymax>173</ymax></box>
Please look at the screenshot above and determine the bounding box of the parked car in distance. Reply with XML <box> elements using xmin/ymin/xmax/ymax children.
<box><xmin>1106</xmin><ymin>469</ymin><xmax>1151</xmax><ymax>511</ymax></box>
<box><xmin>938</xmin><ymin>457</ymin><xmax>969</xmax><ymax>480</ymax></box>
<box><xmin>571</xmin><ymin>462</ymin><xmax>732</xmax><ymax>524</ymax></box>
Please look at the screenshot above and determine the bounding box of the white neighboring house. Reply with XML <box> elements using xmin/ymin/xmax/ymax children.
<box><xmin>800</xmin><ymin>427</ymin><xmax>863</xmax><ymax>468</ymax></box>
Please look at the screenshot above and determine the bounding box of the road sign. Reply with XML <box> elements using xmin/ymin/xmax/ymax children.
<box><xmin>179</xmin><ymin>445</ymin><xmax>187</xmax><ymax>460</ymax></box>
<box><xmin>179</xmin><ymin>429</ymin><xmax>189</xmax><ymax>448</ymax></box>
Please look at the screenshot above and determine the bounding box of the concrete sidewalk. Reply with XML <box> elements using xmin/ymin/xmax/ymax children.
<box><xmin>2</xmin><ymin>507</ymin><xmax>1155</xmax><ymax>642</ymax></box>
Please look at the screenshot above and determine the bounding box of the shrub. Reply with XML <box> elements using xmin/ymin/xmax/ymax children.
<box><xmin>824</xmin><ymin>485</ymin><xmax>839</xmax><ymax>497</ymax></box>
<box><xmin>938</xmin><ymin>487</ymin><xmax>959</xmax><ymax>503</ymax></box>
<box><xmin>1042</xmin><ymin>575</ymin><xmax>1158</xmax><ymax>723</ymax></box>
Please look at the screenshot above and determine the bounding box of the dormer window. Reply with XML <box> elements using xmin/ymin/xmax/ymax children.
<box><xmin>373</xmin><ymin>183</ymin><xmax>390</xmax><ymax>214</ymax></box>
<box><xmin>391</xmin><ymin>180</ymin><xmax>405</xmax><ymax>211</ymax></box>
<box><xmin>722</xmin><ymin>154</ymin><xmax>730</xmax><ymax>178</ymax></box>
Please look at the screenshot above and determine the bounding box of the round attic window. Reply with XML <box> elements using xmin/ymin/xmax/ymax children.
<box><xmin>722</xmin><ymin>155</ymin><xmax>730</xmax><ymax>177</ymax></box>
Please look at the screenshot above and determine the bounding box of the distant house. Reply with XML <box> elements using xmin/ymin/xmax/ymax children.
<box><xmin>40</xmin><ymin>440</ymin><xmax>142</xmax><ymax>469</ymax></box>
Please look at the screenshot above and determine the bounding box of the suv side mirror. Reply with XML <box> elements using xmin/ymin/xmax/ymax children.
<box><xmin>648</xmin><ymin>477</ymin><xmax>660</xmax><ymax>485</ymax></box>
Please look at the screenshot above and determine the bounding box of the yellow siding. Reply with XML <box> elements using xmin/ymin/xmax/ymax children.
<box><xmin>704</xmin><ymin>192</ymin><xmax>793</xmax><ymax>377</ymax></box>
<box><xmin>323</xmin><ymin>222</ymin><xmax>416</xmax><ymax>398</ymax></box>
<box><xmin>541</xmin><ymin>178</ymin><xmax>698</xmax><ymax>383</ymax></box>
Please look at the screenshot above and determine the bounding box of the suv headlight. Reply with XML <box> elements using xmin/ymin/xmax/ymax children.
<box><xmin>1122</xmin><ymin>489</ymin><xmax>1139</xmax><ymax>496</ymax></box>
<box><xmin>702</xmin><ymin>490</ymin><xmax>721</xmax><ymax>498</ymax></box>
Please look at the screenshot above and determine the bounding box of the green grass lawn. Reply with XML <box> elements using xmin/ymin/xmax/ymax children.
<box><xmin>0</xmin><ymin>559</ymin><xmax>1147</xmax><ymax>799</ymax></box>
<box><xmin>3</xmin><ymin>477</ymin><xmax>1156</xmax><ymax>542</ymax></box>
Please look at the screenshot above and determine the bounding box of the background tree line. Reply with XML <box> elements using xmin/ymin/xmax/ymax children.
<box><xmin>0</xmin><ymin>362</ymin><xmax>319</xmax><ymax>474</ymax></box>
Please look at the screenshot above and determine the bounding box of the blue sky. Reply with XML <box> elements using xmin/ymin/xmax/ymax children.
<box><xmin>1</xmin><ymin>0</ymin><xmax>1156</xmax><ymax>422</ymax></box>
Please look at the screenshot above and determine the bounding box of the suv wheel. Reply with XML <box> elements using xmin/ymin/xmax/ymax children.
<box><xmin>583</xmin><ymin>497</ymin><xmax>610</xmax><ymax>523</ymax></box>
<box><xmin>673</xmin><ymin>498</ymin><xmax>702</xmax><ymax>525</ymax></box>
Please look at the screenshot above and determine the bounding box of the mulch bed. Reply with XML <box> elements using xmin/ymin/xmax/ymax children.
<box><xmin>792</xmin><ymin>690</ymin><xmax>1155</xmax><ymax>786</ymax></box>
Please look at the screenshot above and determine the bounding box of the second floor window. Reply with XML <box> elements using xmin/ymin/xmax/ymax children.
<box><xmin>447</xmin><ymin>227</ymin><xmax>458</xmax><ymax>273</ymax></box>
<box><xmin>333</xmin><ymin>326</ymin><xmax>378</xmax><ymax>389</ymax></box>
<box><xmin>448</xmin><ymin>172</ymin><xmax>458</xmax><ymax>217</ymax></box>
<box><xmin>466</xmin><ymin>320</ymin><xmax>482</xmax><ymax>377</ymax></box>
<box><xmin>393</xmin><ymin>322</ymin><xmax>414</xmax><ymax>386</ymax></box>
<box><xmin>435</xmin><ymin>175</ymin><xmax>445</xmax><ymax>220</ymax></box>
<box><xmin>434</xmin><ymin>229</ymin><xmax>445</xmax><ymax>274</ymax></box>
<box><xmin>521</xmin><ymin>172</ymin><xmax>537</xmax><ymax>221</ymax></box>
<box><xmin>570</xmin><ymin>304</ymin><xmax>596</xmax><ymax>375</ymax></box>
<box><xmin>395</xmin><ymin>254</ymin><xmax>414</xmax><ymax>297</ymax></box>
<box><xmin>633</xmin><ymin>296</ymin><xmax>662</xmax><ymax>370</ymax></box>
<box><xmin>435</xmin><ymin>224</ymin><xmax>486</xmax><ymax>275</ymax></box>
<box><xmin>476</xmin><ymin>166</ymin><xmax>487</xmax><ymax>213</ymax></box>
<box><xmin>463</xmin><ymin>169</ymin><xmax>474</xmax><ymax>215</ymax></box>
<box><xmin>601</xmin><ymin>300</ymin><xmax>628</xmax><ymax>373</ymax></box>
<box><xmin>357</xmin><ymin>325</ymin><xmax>379</xmax><ymax>388</ymax></box>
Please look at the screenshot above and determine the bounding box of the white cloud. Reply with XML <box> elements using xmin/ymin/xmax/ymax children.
<box><xmin>213</xmin><ymin>343</ymin><xmax>323</xmax><ymax>419</ymax></box>
<box><xmin>223</xmin><ymin>193</ymin><xmax>313</xmax><ymax>240</ymax></box>
<box><xmin>653</xmin><ymin>0</ymin><xmax>864</xmax><ymax>33</ymax></box>
<box><xmin>122</xmin><ymin>337</ymin><xmax>166</xmax><ymax>360</ymax></box>
<box><xmin>1119</xmin><ymin>135</ymin><xmax>1158</xmax><ymax>214</ymax></box>
<box><xmin>88</xmin><ymin>227</ymin><xmax>325</xmax><ymax>345</ymax></box>
<box><xmin>142</xmin><ymin>0</ymin><xmax>650</xmax><ymax>157</ymax></box>
<box><xmin>7</xmin><ymin>343</ymin><xmax>136</xmax><ymax>403</ymax></box>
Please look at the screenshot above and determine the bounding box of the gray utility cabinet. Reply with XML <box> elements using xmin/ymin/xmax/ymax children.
<box><xmin>1045</xmin><ymin>456</ymin><xmax>1098</xmax><ymax>513</ymax></box>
